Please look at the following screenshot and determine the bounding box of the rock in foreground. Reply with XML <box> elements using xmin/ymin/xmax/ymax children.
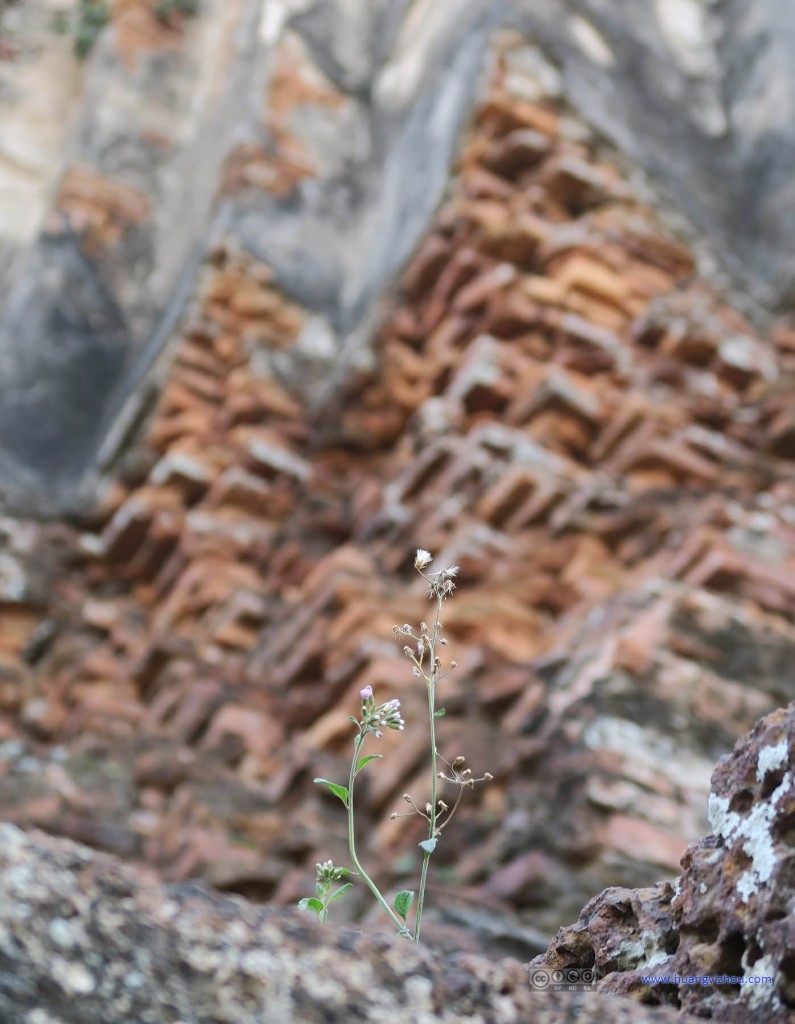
<box><xmin>535</xmin><ymin>702</ymin><xmax>795</xmax><ymax>1022</ymax></box>
<box><xmin>0</xmin><ymin>824</ymin><xmax>693</xmax><ymax>1024</ymax></box>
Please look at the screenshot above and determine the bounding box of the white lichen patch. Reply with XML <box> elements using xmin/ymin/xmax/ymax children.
<box><xmin>644</xmin><ymin>950</ymin><xmax>672</xmax><ymax>970</ymax></box>
<box><xmin>26</xmin><ymin>1011</ymin><xmax>62</xmax><ymax>1024</ymax></box>
<box><xmin>568</xmin><ymin>16</ymin><xmax>615</xmax><ymax>67</ymax></box>
<box><xmin>403</xmin><ymin>975</ymin><xmax>434</xmax><ymax>1009</ymax></box>
<box><xmin>582</xmin><ymin>716</ymin><xmax>713</xmax><ymax>792</ymax></box>
<box><xmin>48</xmin><ymin>917</ymin><xmax>77</xmax><ymax>949</ymax></box>
<box><xmin>708</xmin><ymin>772</ymin><xmax>792</xmax><ymax>902</ymax></box>
<box><xmin>654</xmin><ymin>0</ymin><xmax>712</xmax><ymax>76</ymax></box>
<box><xmin>756</xmin><ymin>739</ymin><xmax>789</xmax><ymax>782</ymax></box>
<box><xmin>184</xmin><ymin>945</ymin><xmax>225</xmax><ymax>973</ymax></box>
<box><xmin>746</xmin><ymin>954</ymin><xmax>779</xmax><ymax>1009</ymax></box>
<box><xmin>617</xmin><ymin>939</ymin><xmax>645</xmax><ymax>967</ymax></box>
<box><xmin>51</xmin><ymin>958</ymin><xmax>95</xmax><ymax>995</ymax></box>
<box><xmin>634</xmin><ymin>929</ymin><xmax>677</xmax><ymax>972</ymax></box>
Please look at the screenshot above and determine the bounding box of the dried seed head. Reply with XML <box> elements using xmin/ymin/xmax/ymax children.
<box><xmin>452</xmin><ymin>756</ymin><xmax>466</xmax><ymax>768</ymax></box>
<box><xmin>450</xmin><ymin>660</ymin><xmax>458</xmax><ymax>668</ymax></box>
<box><xmin>484</xmin><ymin>772</ymin><xmax>494</xmax><ymax>781</ymax></box>
<box><xmin>415</xmin><ymin>549</ymin><xmax>432</xmax><ymax>569</ymax></box>
<box><xmin>425</xmin><ymin>803</ymin><xmax>432</xmax><ymax>815</ymax></box>
<box><xmin>403</xmin><ymin>794</ymin><xmax>412</xmax><ymax>802</ymax></box>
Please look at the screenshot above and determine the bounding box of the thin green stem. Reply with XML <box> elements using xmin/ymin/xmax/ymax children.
<box><xmin>347</xmin><ymin>735</ymin><xmax>406</xmax><ymax>934</ymax></box>
<box><xmin>413</xmin><ymin>591</ymin><xmax>443</xmax><ymax>946</ymax></box>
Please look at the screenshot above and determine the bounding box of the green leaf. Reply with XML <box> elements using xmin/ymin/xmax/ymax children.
<box><xmin>313</xmin><ymin>778</ymin><xmax>349</xmax><ymax>807</ymax></box>
<box><xmin>419</xmin><ymin>838</ymin><xmax>438</xmax><ymax>854</ymax></box>
<box><xmin>298</xmin><ymin>897</ymin><xmax>324</xmax><ymax>915</ymax></box>
<box><xmin>394</xmin><ymin>889</ymin><xmax>415</xmax><ymax>921</ymax></box>
<box><xmin>356</xmin><ymin>754</ymin><xmax>383</xmax><ymax>773</ymax></box>
<box><xmin>319</xmin><ymin>908</ymin><xmax>328</xmax><ymax>925</ymax></box>
<box><xmin>433</xmin><ymin>708</ymin><xmax>446</xmax><ymax>719</ymax></box>
<box><xmin>328</xmin><ymin>883</ymin><xmax>353</xmax><ymax>904</ymax></box>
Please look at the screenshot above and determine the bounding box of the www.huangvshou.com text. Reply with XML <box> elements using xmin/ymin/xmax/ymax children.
<box><xmin>640</xmin><ymin>974</ymin><xmax>774</xmax><ymax>987</ymax></box>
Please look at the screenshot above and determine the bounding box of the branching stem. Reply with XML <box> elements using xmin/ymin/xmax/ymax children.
<box><xmin>412</xmin><ymin>589</ymin><xmax>443</xmax><ymax>946</ymax></box>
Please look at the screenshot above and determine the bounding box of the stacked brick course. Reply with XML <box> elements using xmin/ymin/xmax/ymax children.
<box><xmin>3</xmin><ymin>43</ymin><xmax>795</xmax><ymax>942</ymax></box>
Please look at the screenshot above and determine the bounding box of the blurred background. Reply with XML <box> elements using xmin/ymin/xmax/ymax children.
<box><xmin>1</xmin><ymin>0</ymin><xmax>795</xmax><ymax>958</ymax></box>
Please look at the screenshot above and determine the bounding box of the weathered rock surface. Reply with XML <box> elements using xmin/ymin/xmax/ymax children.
<box><xmin>0</xmin><ymin>0</ymin><xmax>498</xmax><ymax>504</ymax></box>
<box><xmin>0</xmin><ymin>824</ymin><xmax>700</xmax><ymax>1024</ymax></box>
<box><xmin>534</xmin><ymin>702</ymin><xmax>795</xmax><ymax>1023</ymax></box>
<box><xmin>4</xmin><ymin>0</ymin><xmax>795</xmax><ymax>502</ymax></box>
<box><xmin>509</xmin><ymin>0</ymin><xmax>795</xmax><ymax>313</ymax></box>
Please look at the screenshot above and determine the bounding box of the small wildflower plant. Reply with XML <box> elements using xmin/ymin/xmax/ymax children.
<box><xmin>299</xmin><ymin>549</ymin><xmax>492</xmax><ymax>945</ymax></box>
